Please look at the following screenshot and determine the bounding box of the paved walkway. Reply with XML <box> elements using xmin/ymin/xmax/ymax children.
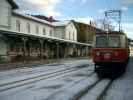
<box><xmin>0</xmin><ymin>57</ymin><xmax>90</xmax><ymax>71</ymax></box>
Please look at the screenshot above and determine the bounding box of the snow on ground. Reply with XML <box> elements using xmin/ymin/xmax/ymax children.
<box><xmin>45</xmin><ymin>74</ymin><xmax>98</xmax><ymax>100</ymax></box>
<box><xmin>0</xmin><ymin>65</ymin><xmax>95</xmax><ymax>100</ymax></box>
<box><xmin>79</xmin><ymin>79</ymin><xmax>111</xmax><ymax>100</ymax></box>
<box><xmin>0</xmin><ymin>59</ymin><xmax>93</xmax><ymax>86</ymax></box>
<box><xmin>1</xmin><ymin>57</ymin><xmax>133</xmax><ymax>100</ymax></box>
<box><xmin>0</xmin><ymin>59</ymin><xmax>92</xmax><ymax>77</ymax></box>
<box><xmin>104</xmin><ymin>57</ymin><xmax>133</xmax><ymax>100</ymax></box>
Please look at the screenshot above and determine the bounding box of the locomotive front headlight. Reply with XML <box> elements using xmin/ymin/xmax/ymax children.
<box><xmin>96</xmin><ymin>52</ymin><xmax>100</xmax><ymax>56</ymax></box>
<box><xmin>114</xmin><ymin>51</ymin><xmax>118</xmax><ymax>56</ymax></box>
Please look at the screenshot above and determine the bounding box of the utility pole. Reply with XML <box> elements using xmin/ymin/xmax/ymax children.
<box><xmin>104</xmin><ymin>10</ymin><xmax>122</xmax><ymax>32</ymax></box>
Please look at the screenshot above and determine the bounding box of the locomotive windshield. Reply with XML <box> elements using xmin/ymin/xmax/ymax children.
<box><xmin>108</xmin><ymin>36</ymin><xmax>120</xmax><ymax>47</ymax></box>
<box><xmin>96</xmin><ymin>35</ymin><xmax>121</xmax><ymax>48</ymax></box>
<box><xmin>96</xmin><ymin>36</ymin><xmax>107</xmax><ymax>47</ymax></box>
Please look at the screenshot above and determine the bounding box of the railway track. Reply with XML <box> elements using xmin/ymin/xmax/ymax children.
<box><xmin>43</xmin><ymin>73</ymin><xmax>113</xmax><ymax>100</ymax></box>
<box><xmin>0</xmin><ymin>63</ymin><xmax>113</xmax><ymax>100</ymax></box>
<box><xmin>77</xmin><ymin>79</ymin><xmax>113</xmax><ymax>100</ymax></box>
<box><xmin>43</xmin><ymin>73</ymin><xmax>98</xmax><ymax>100</ymax></box>
<box><xmin>97</xmin><ymin>80</ymin><xmax>113</xmax><ymax>100</ymax></box>
<box><xmin>0</xmin><ymin>64</ymin><xmax>92</xmax><ymax>92</ymax></box>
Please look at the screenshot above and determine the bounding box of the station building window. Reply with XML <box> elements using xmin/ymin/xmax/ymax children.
<box><xmin>73</xmin><ymin>32</ymin><xmax>75</xmax><ymax>40</ymax></box>
<box><xmin>43</xmin><ymin>28</ymin><xmax>46</xmax><ymax>35</ymax></box>
<box><xmin>49</xmin><ymin>30</ymin><xmax>52</xmax><ymax>36</ymax></box>
<box><xmin>27</xmin><ymin>22</ymin><xmax>30</xmax><ymax>33</ymax></box>
<box><xmin>16</xmin><ymin>20</ymin><xmax>20</xmax><ymax>32</ymax></box>
<box><xmin>69</xmin><ymin>31</ymin><xmax>71</xmax><ymax>40</ymax></box>
<box><xmin>36</xmin><ymin>25</ymin><xmax>39</xmax><ymax>34</ymax></box>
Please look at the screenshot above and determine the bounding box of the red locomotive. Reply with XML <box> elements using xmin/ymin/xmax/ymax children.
<box><xmin>92</xmin><ymin>31</ymin><xmax>129</xmax><ymax>77</ymax></box>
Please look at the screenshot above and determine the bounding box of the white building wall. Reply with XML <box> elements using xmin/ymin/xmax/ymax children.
<box><xmin>54</xmin><ymin>26</ymin><xmax>65</xmax><ymax>39</ymax></box>
<box><xmin>0</xmin><ymin>0</ymin><xmax>77</xmax><ymax>42</ymax></box>
<box><xmin>74</xmin><ymin>28</ymin><xmax>77</xmax><ymax>41</ymax></box>
<box><xmin>11</xmin><ymin>15</ymin><xmax>54</xmax><ymax>37</ymax></box>
<box><xmin>65</xmin><ymin>22</ymin><xmax>77</xmax><ymax>41</ymax></box>
<box><xmin>0</xmin><ymin>36</ymin><xmax>7</xmax><ymax>56</ymax></box>
<box><xmin>0</xmin><ymin>0</ymin><xmax>12</xmax><ymax>30</ymax></box>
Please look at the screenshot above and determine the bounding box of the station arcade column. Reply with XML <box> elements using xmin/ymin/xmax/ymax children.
<box><xmin>56</xmin><ymin>42</ymin><xmax>59</xmax><ymax>59</ymax></box>
<box><xmin>72</xmin><ymin>44</ymin><xmax>77</xmax><ymax>57</ymax></box>
<box><xmin>39</xmin><ymin>39</ymin><xmax>44</xmax><ymax>62</ymax></box>
<box><xmin>22</xmin><ymin>37</ymin><xmax>28</xmax><ymax>63</ymax></box>
<box><xmin>65</xmin><ymin>43</ymin><xmax>69</xmax><ymax>57</ymax></box>
<box><xmin>86</xmin><ymin>46</ymin><xmax>89</xmax><ymax>57</ymax></box>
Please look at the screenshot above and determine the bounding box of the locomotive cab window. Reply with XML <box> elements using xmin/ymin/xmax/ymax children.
<box><xmin>95</xmin><ymin>35</ymin><xmax>121</xmax><ymax>48</ymax></box>
<box><xmin>120</xmin><ymin>35</ymin><xmax>126</xmax><ymax>48</ymax></box>
<box><xmin>108</xmin><ymin>36</ymin><xmax>120</xmax><ymax>48</ymax></box>
<box><xmin>96</xmin><ymin>36</ymin><xmax>107</xmax><ymax>47</ymax></box>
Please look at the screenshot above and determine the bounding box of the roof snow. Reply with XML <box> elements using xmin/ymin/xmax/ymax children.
<box><xmin>52</xmin><ymin>21</ymin><xmax>70</xmax><ymax>26</ymax></box>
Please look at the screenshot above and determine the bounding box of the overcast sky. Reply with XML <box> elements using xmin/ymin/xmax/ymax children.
<box><xmin>15</xmin><ymin>0</ymin><xmax>133</xmax><ymax>39</ymax></box>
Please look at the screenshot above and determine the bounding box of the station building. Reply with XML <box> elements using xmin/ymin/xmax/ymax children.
<box><xmin>0</xmin><ymin>0</ymin><xmax>102</xmax><ymax>63</ymax></box>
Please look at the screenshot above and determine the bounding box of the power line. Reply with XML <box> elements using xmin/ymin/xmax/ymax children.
<box><xmin>104</xmin><ymin>10</ymin><xmax>122</xmax><ymax>32</ymax></box>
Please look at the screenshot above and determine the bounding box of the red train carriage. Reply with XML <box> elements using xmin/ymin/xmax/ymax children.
<box><xmin>92</xmin><ymin>31</ymin><xmax>129</xmax><ymax>77</ymax></box>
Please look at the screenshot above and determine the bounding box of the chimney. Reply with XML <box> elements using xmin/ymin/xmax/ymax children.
<box><xmin>90</xmin><ymin>20</ymin><xmax>92</xmax><ymax>26</ymax></box>
<box><xmin>48</xmin><ymin>16</ymin><xmax>53</xmax><ymax>22</ymax></box>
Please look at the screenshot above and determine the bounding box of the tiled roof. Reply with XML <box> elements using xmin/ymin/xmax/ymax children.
<box><xmin>13</xmin><ymin>11</ymin><xmax>72</xmax><ymax>27</ymax></box>
<box><xmin>32</xmin><ymin>15</ymin><xmax>58</xmax><ymax>22</ymax></box>
<box><xmin>73</xmin><ymin>21</ymin><xmax>103</xmax><ymax>33</ymax></box>
<box><xmin>13</xmin><ymin>11</ymin><xmax>53</xmax><ymax>26</ymax></box>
